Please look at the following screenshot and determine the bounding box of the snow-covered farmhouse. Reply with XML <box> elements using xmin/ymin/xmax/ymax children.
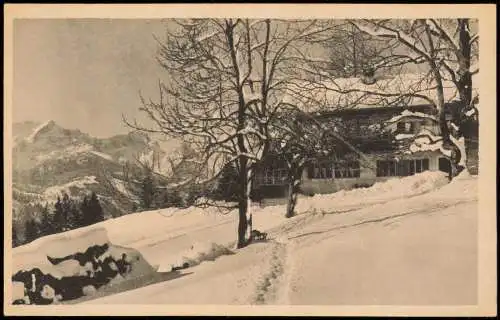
<box><xmin>252</xmin><ymin>73</ymin><xmax>479</xmax><ymax>199</ymax></box>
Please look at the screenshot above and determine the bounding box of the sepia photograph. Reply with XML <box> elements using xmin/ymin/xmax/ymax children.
<box><xmin>3</xmin><ymin>4</ymin><xmax>497</xmax><ymax>316</ymax></box>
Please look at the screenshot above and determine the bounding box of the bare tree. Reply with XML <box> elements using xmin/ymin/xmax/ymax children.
<box><xmin>275</xmin><ymin>113</ymin><xmax>332</xmax><ymax>218</ymax></box>
<box><xmin>124</xmin><ymin>19</ymin><xmax>336</xmax><ymax>248</ymax></box>
<box><xmin>348</xmin><ymin>19</ymin><xmax>479</xmax><ymax>175</ymax></box>
<box><xmin>322</xmin><ymin>21</ymin><xmax>396</xmax><ymax>78</ymax></box>
<box><xmin>273</xmin><ymin>103</ymin><xmax>383</xmax><ymax>218</ymax></box>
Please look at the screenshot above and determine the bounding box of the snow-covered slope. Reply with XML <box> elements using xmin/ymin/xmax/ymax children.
<box><xmin>24</xmin><ymin>120</ymin><xmax>57</xmax><ymax>143</ymax></box>
<box><xmin>11</xmin><ymin>171</ymin><xmax>478</xmax><ymax>306</ymax></box>
<box><xmin>11</xmin><ymin>120</ymin><xmax>170</xmax><ymax>222</ymax></box>
<box><xmin>280</xmin><ymin>171</ymin><xmax>478</xmax><ymax>305</ymax></box>
<box><xmin>70</xmin><ymin>171</ymin><xmax>476</xmax><ymax>306</ymax></box>
<box><xmin>85</xmin><ymin>171</ymin><xmax>477</xmax><ymax>306</ymax></box>
<box><xmin>13</xmin><ymin>121</ymin><xmax>41</xmax><ymax>146</ymax></box>
<box><xmin>43</xmin><ymin>176</ymin><xmax>99</xmax><ymax>201</ymax></box>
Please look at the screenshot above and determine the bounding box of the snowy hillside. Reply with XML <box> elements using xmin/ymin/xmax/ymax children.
<box><xmin>10</xmin><ymin>171</ymin><xmax>479</xmax><ymax>306</ymax></box>
<box><xmin>24</xmin><ymin>120</ymin><xmax>58</xmax><ymax>143</ymax></box>
<box><xmin>13</xmin><ymin>121</ymin><xmax>41</xmax><ymax>146</ymax></box>
<box><xmin>11</xmin><ymin>121</ymin><xmax>172</xmax><ymax>222</ymax></box>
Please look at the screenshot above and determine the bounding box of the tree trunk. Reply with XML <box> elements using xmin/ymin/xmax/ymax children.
<box><xmin>285</xmin><ymin>164</ymin><xmax>303</xmax><ymax>218</ymax></box>
<box><xmin>432</xmin><ymin>64</ymin><xmax>461</xmax><ymax>177</ymax></box>
<box><xmin>237</xmin><ymin>158</ymin><xmax>249</xmax><ymax>249</ymax></box>
<box><xmin>422</xmin><ymin>20</ymin><xmax>463</xmax><ymax>177</ymax></box>
<box><xmin>237</xmin><ymin>196</ymin><xmax>249</xmax><ymax>249</ymax></box>
<box><xmin>457</xmin><ymin>18</ymin><xmax>476</xmax><ymax>174</ymax></box>
<box><xmin>438</xmin><ymin>105</ymin><xmax>456</xmax><ymax>175</ymax></box>
<box><xmin>286</xmin><ymin>181</ymin><xmax>299</xmax><ymax>218</ymax></box>
<box><xmin>246</xmin><ymin>168</ymin><xmax>254</xmax><ymax>242</ymax></box>
<box><xmin>462</xmin><ymin>119</ymin><xmax>479</xmax><ymax>174</ymax></box>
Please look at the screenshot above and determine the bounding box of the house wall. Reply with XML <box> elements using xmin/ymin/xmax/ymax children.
<box><xmin>300</xmin><ymin>151</ymin><xmax>442</xmax><ymax>195</ymax></box>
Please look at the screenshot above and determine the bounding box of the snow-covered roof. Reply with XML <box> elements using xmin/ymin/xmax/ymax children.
<box><xmin>282</xmin><ymin>72</ymin><xmax>479</xmax><ymax>113</ymax></box>
<box><xmin>385</xmin><ymin>110</ymin><xmax>438</xmax><ymax>124</ymax></box>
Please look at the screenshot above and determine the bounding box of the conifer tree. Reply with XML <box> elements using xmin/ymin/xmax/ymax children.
<box><xmin>12</xmin><ymin>223</ymin><xmax>19</xmax><ymax>247</ymax></box>
<box><xmin>39</xmin><ymin>204</ymin><xmax>54</xmax><ymax>237</ymax></box>
<box><xmin>80</xmin><ymin>195</ymin><xmax>91</xmax><ymax>227</ymax></box>
<box><xmin>24</xmin><ymin>218</ymin><xmax>39</xmax><ymax>243</ymax></box>
<box><xmin>61</xmin><ymin>193</ymin><xmax>72</xmax><ymax>231</ymax></box>
<box><xmin>53</xmin><ymin>196</ymin><xmax>65</xmax><ymax>233</ymax></box>
<box><xmin>140</xmin><ymin>168</ymin><xmax>155</xmax><ymax>210</ymax></box>
<box><xmin>67</xmin><ymin>200</ymin><xmax>83</xmax><ymax>229</ymax></box>
<box><xmin>88</xmin><ymin>192</ymin><xmax>104</xmax><ymax>224</ymax></box>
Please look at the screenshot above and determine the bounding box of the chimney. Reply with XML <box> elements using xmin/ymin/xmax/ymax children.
<box><xmin>361</xmin><ymin>65</ymin><xmax>376</xmax><ymax>85</ymax></box>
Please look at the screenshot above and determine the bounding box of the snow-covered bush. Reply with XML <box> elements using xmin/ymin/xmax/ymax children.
<box><xmin>171</xmin><ymin>242</ymin><xmax>235</xmax><ymax>270</ymax></box>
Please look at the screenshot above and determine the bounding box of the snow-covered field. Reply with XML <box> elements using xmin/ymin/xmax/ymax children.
<box><xmin>11</xmin><ymin>171</ymin><xmax>478</xmax><ymax>306</ymax></box>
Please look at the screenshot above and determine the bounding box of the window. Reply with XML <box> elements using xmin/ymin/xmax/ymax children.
<box><xmin>397</xmin><ymin>121</ymin><xmax>415</xmax><ymax>134</ymax></box>
<box><xmin>438</xmin><ymin>157</ymin><xmax>451</xmax><ymax>174</ymax></box>
<box><xmin>334</xmin><ymin>161</ymin><xmax>360</xmax><ymax>178</ymax></box>
<box><xmin>309</xmin><ymin>160</ymin><xmax>360</xmax><ymax>179</ymax></box>
<box><xmin>310</xmin><ymin>161</ymin><xmax>333</xmax><ymax>179</ymax></box>
<box><xmin>376</xmin><ymin>158</ymin><xmax>430</xmax><ymax>177</ymax></box>
<box><xmin>268</xmin><ymin>140</ymin><xmax>281</xmax><ymax>152</ymax></box>
<box><xmin>422</xmin><ymin>158</ymin><xmax>429</xmax><ymax>171</ymax></box>
<box><xmin>377</xmin><ymin>160</ymin><xmax>393</xmax><ymax>177</ymax></box>
<box><xmin>255</xmin><ymin>168</ymin><xmax>288</xmax><ymax>186</ymax></box>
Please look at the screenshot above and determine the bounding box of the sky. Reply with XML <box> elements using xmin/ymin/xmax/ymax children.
<box><xmin>13</xmin><ymin>19</ymin><xmax>170</xmax><ymax>138</ymax></box>
<box><xmin>11</xmin><ymin>18</ymin><xmax>444</xmax><ymax>139</ymax></box>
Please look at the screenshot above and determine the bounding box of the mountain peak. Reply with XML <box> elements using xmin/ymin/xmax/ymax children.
<box><xmin>24</xmin><ymin>120</ymin><xmax>58</xmax><ymax>143</ymax></box>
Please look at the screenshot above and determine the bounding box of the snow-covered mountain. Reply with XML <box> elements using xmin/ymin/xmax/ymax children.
<box><xmin>12</xmin><ymin>120</ymin><xmax>168</xmax><ymax>221</ymax></box>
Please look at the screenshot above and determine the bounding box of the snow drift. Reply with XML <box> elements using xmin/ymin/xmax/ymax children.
<box><xmin>165</xmin><ymin>242</ymin><xmax>235</xmax><ymax>272</ymax></box>
<box><xmin>11</xmin><ymin>226</ymin><xmax>156</xmax><ymax>305</ymax></box>
<box><xmin>296</xmin><ymin>171</ymin><xmax>449</xmax><ymax>213</ymax></box>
